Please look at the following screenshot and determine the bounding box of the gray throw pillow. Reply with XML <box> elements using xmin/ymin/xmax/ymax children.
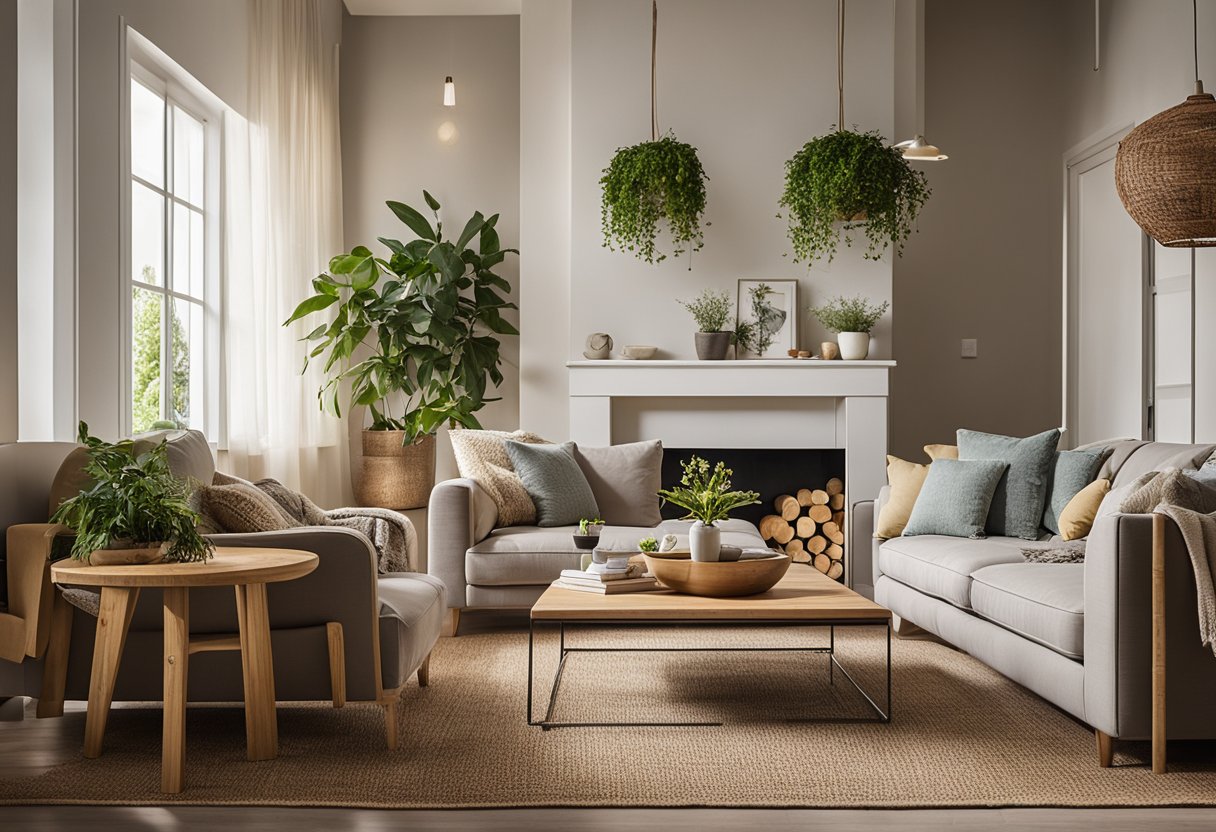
<box><xmin>958</xmin><ymin>427</ymin><xmax>1061</xmax><ymax>540</ymax></box>
<box><xmin>903</xmin><ymin>459</ymin><xmax>1008</xmax><ymax>539</ymax></box>
<box><xmin>504</xmin><ymin>441</ymin><xmax>600</xmax><ymax>528</ymax></box>
<box><xmin>571</xmin><ymin>440</ymin><xmax>663</xmax><ymax>527</ymax></box>
<box><xmin>1042</xmin><ymin>449</ymin><xmax>1107</xmax><ymax>535</ymax></box>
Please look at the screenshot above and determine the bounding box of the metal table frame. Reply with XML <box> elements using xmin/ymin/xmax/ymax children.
<box><xmin>526</xmin><ymin>617</ymin><xmax>892</xmax><ymax>729</ymax></box>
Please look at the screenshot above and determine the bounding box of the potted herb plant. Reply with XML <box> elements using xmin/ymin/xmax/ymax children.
<box><xmin>573</xmin><ymin>517</ymin><xmax>605</xmax><ymax>550</ymax></box>
<box><xmin>657</xmin><ymin>456</ymin><xmax>760</xmax><ymax>562</ymax></box>
<box><xmin>286</xmin><ymin>191</ymin><xmax>517</xmax><ymax>511</ymax></box>
<box><xmin>779</xmin><ymin>128</ymin><xmax>930</xmax><ymax>265</ymax></box>
<box><xmin>811</xmin><ymin>295</ymin><xmax>890</xmax><ymax>360</ymax></box>
<box><xmin>678</xmin><ymin>288</ymin><xmax>732</xmax><ymax>360</ymax></box>
<box><xmin>51</xmin><ymin>422</ymin><xmax>213</xmax><ymax>566</ymax></box>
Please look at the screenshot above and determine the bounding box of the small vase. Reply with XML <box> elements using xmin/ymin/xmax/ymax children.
<box><xmin>820</xmin><ymin>341</ymin><xmax>840</xmax><ymax>360</ymax></box>
<box><xmin>837</xmin><ymin>332</ymin><xmax>871</xmax><ymax>360</ymax></box>
<box><xmin>694</xmin><ymin>332</ymin><xmax>731</xmax><ymax>361</ymax></box>
<box><xmin>690</xmin><ymin>521</ymin><xmax>722</xmax><ymax>562</ymax></box>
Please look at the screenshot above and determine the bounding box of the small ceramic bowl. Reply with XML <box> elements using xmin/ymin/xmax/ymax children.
<box><xmin>622</xmin><ymin>345</ymin><xmax>658</xmax><ymax>360</ymax></box>
<box><xmin>572</xmin><ymin>534</ymin><xmax>599</xmax><ymax>550</ymax></box>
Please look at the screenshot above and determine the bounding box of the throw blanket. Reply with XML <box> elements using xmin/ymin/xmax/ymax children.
<box><xmin>256</xmin><ymin>479</ymin><xmax>416</xmax><ymax>574</ymax></box>
<box><xmin>1122</xmin><ymin>469</ymin><xmax>1216</xmax><ymax>654</ymax></box>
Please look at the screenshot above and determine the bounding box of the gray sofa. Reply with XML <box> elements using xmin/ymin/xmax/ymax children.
<box><xmin>858</xmin><ymin>439</ymin><xmax>1216</xmax><ymax>765</ymax></box>
<box><xmin>427</xmin><ymin>477</ymin><xmax>766</xmax><ymax>633</ymax></box>
<box><xmin>0</xmin><ymin>431</ymin><xmax>444</xmax><ymax>748</ymax></box>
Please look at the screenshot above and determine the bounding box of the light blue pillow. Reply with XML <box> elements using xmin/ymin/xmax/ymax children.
<box><xmin>958</xmin><ymin>427</ymin><xmax>1061</xmax><ymax>540</ymax></box>
<box><xmin>1042</xmin><ymin>449</ymin><xmax>1107</xmax><ymax>535</ymax></box>
<box><xmin>903</xmin><ymin>459</ymin><xmax>1009</xmax><ymax>539</ymax></box>
<box><xmin>504</xmin><ymin>440</ymin><xmax>600</xmax><ymax>527</ymax></box>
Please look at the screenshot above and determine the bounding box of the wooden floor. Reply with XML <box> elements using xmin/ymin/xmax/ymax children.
<box><xmin>3</xmin><ymin>610</ymin><xmax>1215</xmax><ymax>831</ymax></box>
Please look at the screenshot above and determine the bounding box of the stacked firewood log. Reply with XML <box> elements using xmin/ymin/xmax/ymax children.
<box><xmin>759</xmin><ymin>478</ymin><xmax>845</xmax><ymax>581</ymax></box>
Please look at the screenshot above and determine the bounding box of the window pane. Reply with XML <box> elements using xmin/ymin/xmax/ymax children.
<box><xmin>172</xmin><ymin>204</ymin><xmax>205</xmax><ymax>298</ymax></box>
<box><xmin>132</xmin><ymin>182</ymin><xmax>164</xmax><ymax>286</ymax></box>
<box><xmin>131</xmin><ymin>79</ymin><xmax>164</xmax><ymax>188</ymax></box>
<box><xmin>131</xmin><ymin>286</ymin><xmax>164</xmax><ymax>433</ymax></box>
<box><xmin>172</xmin><ymin>106</ymin><xmax>205</xmax><ymax>207</ymax></box>
<box><xmin>171</xmin><ymin>298</ymin><xmax>205</xmax><ymax>429</ymax></box>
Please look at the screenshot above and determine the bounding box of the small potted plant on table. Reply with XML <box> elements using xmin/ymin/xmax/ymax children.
<box><xmin>678</xmin><ymin>289</ymin><xmax>733</xmax><ymax>360</ymax></box>
<box><xmin>51</xmin><ymin>422</ymin><xmax>213</xmax><ymax>565</ymax></box>
<box><xmin>811</xmin><ymin>295</ymin><xmax>889</xmax><ymax>361</ymax></box>
<box><xmin>658</xmin><ymin>457</ymin><xmax>760</xmax><ymax>562</ymax></box>
<box><xmin>573</xmin><ymin>517</ymin><xmax>605</xmax><ymax>551</ymax></box>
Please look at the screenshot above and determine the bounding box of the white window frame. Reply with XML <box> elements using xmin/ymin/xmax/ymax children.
<box><xmin>120</xmin><ymin>27</ymin><xmax>225</xmax><ymax>438</ymax></box>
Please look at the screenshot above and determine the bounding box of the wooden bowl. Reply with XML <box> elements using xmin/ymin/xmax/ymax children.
<box><xmin>643</xmin><ymin>554</ymin><xmax>791</xmax><ymax>597</ymax></box>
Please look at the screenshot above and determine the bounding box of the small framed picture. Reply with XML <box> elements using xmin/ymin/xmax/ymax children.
<box><xmin>736</xmin><ymin>279</ymin><xmax>798</xmax><ymax>359</ymax></box>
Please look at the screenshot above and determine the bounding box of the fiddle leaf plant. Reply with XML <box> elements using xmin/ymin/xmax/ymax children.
<box><xmin>779</xmin><ymin>128</ymin><xmax>930</xmax><ymax>265</ymax></box>
<box><xmin>50</xmin><ymin>422</ymin><xmax>213</xmax><ymax>563</ymax></box>
<box><xmin>285</xmin><ymin>192</ymin><xmax>518</xmax><ymax>444</ymax></box>
<box><xmin>600</xmin><ymin>133</ymin><xmax>708</xmax><ymax>266</ymax></box>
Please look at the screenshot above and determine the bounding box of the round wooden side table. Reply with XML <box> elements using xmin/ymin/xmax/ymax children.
<box><xmin>51</xmin><ymin>547</ymin><xmax>319</xmax><ymax>794</ymax></box>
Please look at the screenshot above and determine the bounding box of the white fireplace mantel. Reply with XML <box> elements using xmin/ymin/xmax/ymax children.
<box><xmin>566</xmin><ymin>359</ymin><xmax>895</xmax><ymax>595</ymax></box>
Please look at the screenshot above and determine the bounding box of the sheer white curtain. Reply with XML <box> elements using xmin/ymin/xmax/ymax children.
<box><xmin>220</xmin><ymin>0</ymin><xmax>350</xmax><ymax>507</ymax></box>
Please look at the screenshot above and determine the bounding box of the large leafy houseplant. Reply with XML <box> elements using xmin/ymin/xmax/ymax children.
<box><xmin>285</xmin><ymin>192</ymin><xmax>518</xmax><ymax>443</ymax></box>
<box><xmin>51</xmin><ymin>422</ymin><xmax>213</xmax><ymax>563</ymax></box>
<box><xmin>779</xmin><ymin>128</ymin><xmax>930</xmax><ymax>265</ymax></box>
<box><xmin>601</xmin><ymin>133</ymin><xmax>708</xmax><ymax>265</ymax></box>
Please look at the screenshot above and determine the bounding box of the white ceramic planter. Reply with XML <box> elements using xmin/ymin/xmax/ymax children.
<box><xmin>690</xmin><ymin>521</ymin><xmax>722</xmax><ymax>562</ymax></box>
<box><xmin>837</xmin><ymin>332</ymin><xmax>871</xmax><ymax>360</ymax></box>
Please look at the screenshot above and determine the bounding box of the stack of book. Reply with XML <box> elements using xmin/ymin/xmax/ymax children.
<box><xmin>552</xmin><ymin>555</ymin><xmax>662</xmax><ymax>594</ymax></box>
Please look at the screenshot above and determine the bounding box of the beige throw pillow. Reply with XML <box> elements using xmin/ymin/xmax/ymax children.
<box><xmin>449</xmin><ymin>429</ymin><xmax>550</xmax><ymax>527</ymax></box>
<box><xmin>1058</xmin><ymin>478</ymin><xmax>1110</xmax><ymax>541</ymax></box>
<box><xmin>875</xmin><ymin>455</ymin><xmax>931</xmax><ymax>539</ymax></box>
<box><xmin>924</xmin><ymin>443</ymin><xmax>959</xmax><ymax>460</ymax></box>
<box><xmin>201</xmin><ymin>482</ymin><xmax>300</xmax><ymax>534</ymax></box>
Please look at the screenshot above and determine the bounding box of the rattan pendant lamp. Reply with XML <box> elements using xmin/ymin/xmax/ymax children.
<box><xmin>1115</xmin><ymin>0</ymin><xmax>1216</xmax><ymax>247</ymax></box>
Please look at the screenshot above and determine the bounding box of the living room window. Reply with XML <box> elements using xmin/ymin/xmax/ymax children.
<box><xmin>124</xmin><ymin>45</ymin><xmax>222</xmax><ymax>436</ymax></box>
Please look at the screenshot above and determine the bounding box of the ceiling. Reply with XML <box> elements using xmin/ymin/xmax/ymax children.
<box><xmin>342</xmin><ymin>0</ymin><xmax>520</xmax><ymax>14</ymax></box>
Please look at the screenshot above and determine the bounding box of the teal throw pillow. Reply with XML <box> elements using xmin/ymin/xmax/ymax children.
<box><xmin>504</xmin><ymin>440</ymin><xmax>600</xmax><ymax>527</ymax></box>
<box><xmin>1042</xmin><ymin>449</ymin><xmax>1107</xmax><ymax>535</ymax></box>
<box><xmin>957</xmin><ymin>427</ymin><xmax>1061</xmax><ymax>540</ymax></box>
<box><xmin>903</xmin><ymin>459</ymin><xmax>1009</xmax><ymax>539</ymax></box>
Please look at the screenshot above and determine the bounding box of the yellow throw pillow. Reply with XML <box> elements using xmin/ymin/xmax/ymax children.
<box><xmin>924</xmin><ymin>443</ymin><xmax>959</xmax><ymax>460</ymax></box>
<box><xmin>1058</xmin><ymin>478</ymin><xmax>1111</xmax><ymax>541</ymax></box>
<box><xmin>875</xmin><ymin>455</ymin><xmax>931</xmax><ymax>539</ymax></box>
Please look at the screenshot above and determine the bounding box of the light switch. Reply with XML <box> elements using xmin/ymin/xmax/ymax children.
<box><xmin>961</xmin><ymin>338</ymin><xmax>978</xmax><ymax>359</ymax></box>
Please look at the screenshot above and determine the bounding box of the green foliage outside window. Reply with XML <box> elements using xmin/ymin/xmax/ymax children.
<box><xmin>131</xmin><ymin>266</ymin><xmax>190</xmax><ymax>433</ymax></box>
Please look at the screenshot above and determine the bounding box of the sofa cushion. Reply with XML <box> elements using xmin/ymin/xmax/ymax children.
<box><xmin>970</xmin><ymin>563</ymin><xmax>1085</xmax><ymax>659</ymax></box>
<box><xmin>377</xmin><ymin>572</ymin><xmax>446</xmax><ymax>690</ymax></box>
<box><xmin>572</xmin><ymin>440</ymin><xmax>664</xmax><ymax>527</ymax></box>
<box><xmin>875</xmin><ymin>455</ymin><xmax>930</xmax><ymax>539</ymax></box>
<box><xmin>1112</xmin><ymin>442</ymin><xmax>1216</xmax><ymax>487</ymax></box>
<box><xmin>1042</xmin><ymin>449</ymin><xmax>1106</xmax><ymax>535</ymax></box>
<box><xmin>903</xmin><ymin>459</ymin><xmax>1007</xmax><ymax>539</ymax></box>
<box><xmin>449</xmin><ymin>428</ymin><xmax>550</xmax><ymax>527</ymax></box>
<box><xmin>878</xmin><ymin>535</ymin><xmax>1027</xmax><ymax>608</ymax></box>
<box><xmin>505</xmin><ymin>441</ymin><xmax>600</xmax><ymax>527</ymax></box>
<box><xmin>200</xmin><ymin>482</ymin><xmax>300</xmax><ymax>533</ymax></box>
<box><xmin>1058</xmin><ymin>477</ymin><xmax>1110</xmax><ymax>540</ymax></box>
<box><xmin>958</xmin><ymin>427</ymin><xmax>1060</xmax><ymax>540</ymax></box>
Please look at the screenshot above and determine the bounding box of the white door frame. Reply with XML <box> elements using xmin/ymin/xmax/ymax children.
<box><xmin>1062</xmin><ymin>123</ymin><xmax>1149</xmax><ymax>445</ymax></box>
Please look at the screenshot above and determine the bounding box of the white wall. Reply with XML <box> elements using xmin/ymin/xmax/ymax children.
<box><xmin>340</xmin><ymin>12</ymin><xmax>521</xmax><ymax>489</ymax></box>
<box><xmin>889</xmin><ymin>0</ymin><xmax>1068</xmax><ymax>458</ymax></box>
<box><xmin>0</xmin><ymin>0</ymin><xmax>16</xmax><ymax>442</ymax></box>
<box><xmin>568</xmin><ymin>0</ymin><xmax>895</xmax><ymax>370</ymax></box>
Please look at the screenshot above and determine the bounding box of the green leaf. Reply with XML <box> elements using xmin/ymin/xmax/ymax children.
<box><xmin>378</xmin><ymin>237</ymin><xmax>406</xmax><ymax>255</ymax></box>
<box><xmin>423</xmin><ymin>190</ymin><xmax>441</xmax><ymax>212</ymax></box>
<box><xmin>455</xmin><ymin>211</ymin><xmax>486</xmax><ymax>251</ymax></box>
<box><xmin>387</xmin><ymin>200</ymin><xmax>437</xmax><ymax>242</ymax></box>
<box><xmin>283</xmin><ymin>293</ymin><xmax>337</xmax><ymax>325</ymax></box>
<box><xmin>351</xmin><ymin>256</ymin><xmax>379</xmax><ymax>291</ymax></box>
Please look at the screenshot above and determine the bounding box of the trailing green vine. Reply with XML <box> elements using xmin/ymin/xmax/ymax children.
<box><xmin>600</xmin><ymin>133</ymin><xmax>708</xmax><ymax>266</ymax></box>
<box><xmin>779</xmin><ymin>128</ymin><xmax>930</xmax><ymax>265</ymax></box>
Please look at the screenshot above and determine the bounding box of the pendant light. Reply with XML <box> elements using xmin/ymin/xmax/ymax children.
<box><xmin>892</xmin><ymin>0</ymin><xmax>947</xmax><ymax>161</ymax></box>
<box><xmin>1115</xmin><ymin>0</ymin><xmax>1216</xmax><ymax>247</ymax></box>
<box><xmin>443</xmin><ymin>76</ymin><xmax>455</xmax><ymax>107</ymax></box>
<box><xmin>894</xmin><ymin>135</ymin><xmax>947</xmax><ymax>161</ymax></box>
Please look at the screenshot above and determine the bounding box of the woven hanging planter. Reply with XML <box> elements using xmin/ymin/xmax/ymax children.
<box><xmin>1114</xmin><ymin>86</ymin><xmax>1216</xmax><ymax>247</ymax></box>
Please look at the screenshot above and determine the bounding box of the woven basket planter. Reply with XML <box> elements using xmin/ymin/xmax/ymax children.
<box><xmin>1115</xmin><ymin>89</ymin><xmax>1216</xmax><ymax>247</ymax></box>
<box><xmin>355</xmin><ymin>431</ymin><xmax>436</xmax><ymax>511</ymax></box>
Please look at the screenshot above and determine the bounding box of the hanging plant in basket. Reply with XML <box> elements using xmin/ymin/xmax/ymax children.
<box><xmin>599</xmin><ymin>1</ymin><xmax>708</xmax><ymax>267</ymax></box>
<box><xmin>780</xmin><ymin>128</ymin><xmax>930</xmax><ymax>265</ymax></box>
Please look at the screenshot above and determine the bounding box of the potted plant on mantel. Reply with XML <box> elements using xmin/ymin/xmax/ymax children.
<box><xmin>811</xmin><ymin>295</ymin><xmax>889</xmax><ymax>361</ymax></box>
<box><xmin>657</xmin><ymin>456</ymin><xmax>760</xmax><ymax>562</ymax></box>
<box><xmin>779</xmin><ymin>128</ymin><xmax>930</xmax><ymax>266</ymax></box>
<box><xmin>51</xmin><ymin>422</ymin><xmax>213</xmax><ymax>565</ymax></box>
<box><xmin>678</xmin><ymin>288</ymin><xmax>733</xmax><ymax>360</ymax></box>
<box><xmin>286</xmin><ymin>191</ymin><xmax>518</xmax><ymax>511</ymax></box>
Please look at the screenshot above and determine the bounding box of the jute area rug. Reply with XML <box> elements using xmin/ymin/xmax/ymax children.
<box><xmin>2</xmin><ymin>624</ymin><xmax>1215</xmax><ymax>808</ymax></box>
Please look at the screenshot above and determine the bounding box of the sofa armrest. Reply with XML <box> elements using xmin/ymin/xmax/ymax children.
<box><xmin>1083</xmin><ymin>512</ymin><xmax>1216</xmax><ymax>739</ymax></box>
<box><xmin>849</xmin><ymin>499</ymin><xmax>876</xmax><ymax>591</ymax></box>
<box><xmin>427</xmin><ymin>478</ymin><xmax>496</xmax><ymax>609</ymax></box>
<box><xmin>2</xmin><ymin>524</ymin><xmax>68</xmax><ymax>662</ymax></box>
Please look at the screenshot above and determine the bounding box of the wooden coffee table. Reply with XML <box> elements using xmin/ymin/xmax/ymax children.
<box><xmin>51</xmin><ymin>547</ymin><xmax>318</xmax><ymax>793</ymax></box>
<box><xmin>528</xmin><ymin>564</ymin><xmax>892</xmax><ymax>729</ymax></box>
